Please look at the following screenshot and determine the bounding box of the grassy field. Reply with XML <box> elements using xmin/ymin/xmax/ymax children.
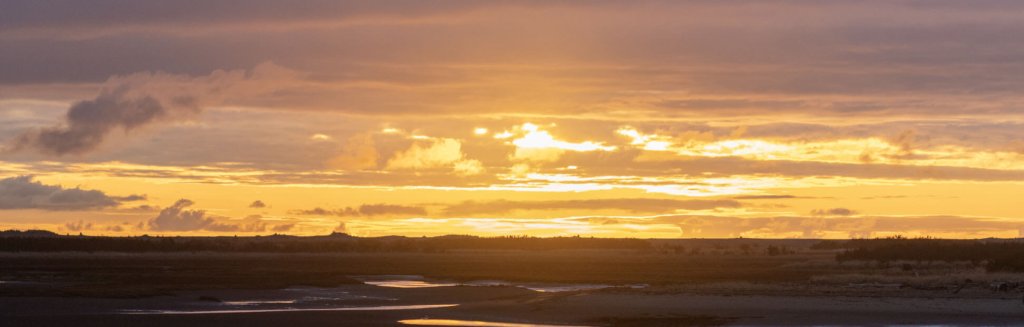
<box><xmin>3</xmin><ymin>235</ymin><xmax>1024</xmax><ymax>298</ymax></box>
<box><xmin>0</xmin><ymin>249</ymin><xmax>840</xmax><ymax>297</ymax></box>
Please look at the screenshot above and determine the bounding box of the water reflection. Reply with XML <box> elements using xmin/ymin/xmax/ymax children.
<box><xmin>220</xmin><ymin>300</ymin><xmax>297</xmax><ymax>306</ymax></box>
<box><xmin>363</xmin><ymin>280</ymin><xmax>458</xmax><ymax>288</ymax></box>
<box><xmin>520</xmin><ymin>283</ymin><xmax>647</xmax><ymax>293</ymax></box>
<box><xmin>359</xmin><ymin>275</ymin><xmax>647</xmax><ymax>293</ymax></box>
<box><xmin>122</xmin><ymin>304</ymin><xmax>458</xmax><ymax>315</ymax></box>
<box><xmin>399</xmin><ymin>318</ymin><xmax>590</xmax><ymax>327</ymax></box>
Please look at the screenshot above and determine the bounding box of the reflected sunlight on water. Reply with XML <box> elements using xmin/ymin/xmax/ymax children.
<box><xmin>122</xmin><ymin>304</ymin><xmax>457</xmax><ymax>315</ymax></box>
<box><xmin>220</xmin><ymin>300</ymin><xmax>297</xmax><ymax>306</ymax></box>
<box><xmin>363</xmin><ymin>280</ymin><xmax>459</xmax><ymax>288</ymax></box>
<box><xmin>399</xmin><ymin>318</ymin><xmax>591</xmax><ymax>327</ymax></box>
<box><xmin>359</xmin><ymin>275</ymin><xmax>647</xmax><ymax>292</ymax></box>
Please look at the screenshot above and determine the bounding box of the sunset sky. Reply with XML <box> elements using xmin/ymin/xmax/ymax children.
<box><xmin>2</xmin><ymin>1</ymin><xmax>1024</xmax><ymax>238</ymax></box>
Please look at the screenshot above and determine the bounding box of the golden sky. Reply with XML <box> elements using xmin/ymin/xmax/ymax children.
<box><xmin>1</xmin><ymin>1</ymin><xmax>1024</xmax><ymax>238</ymax></box>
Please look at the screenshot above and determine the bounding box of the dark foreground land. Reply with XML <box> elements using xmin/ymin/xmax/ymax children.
<box><xmin>2</xmin><ymin>232</ymin><xmax>1024</xmax><ymax>326</ymax></box>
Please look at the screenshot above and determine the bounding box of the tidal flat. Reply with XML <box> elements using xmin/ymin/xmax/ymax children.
<box><xmin>2</xmin><ymin>245</ymin><xmax>1024</xmax><ymax>326</ymax></box>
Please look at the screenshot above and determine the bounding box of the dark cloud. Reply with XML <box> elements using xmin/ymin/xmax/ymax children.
<box><xmin>63</xmin><ymin>220</ymin><xmax>92</xmax><ymax>232</ymax></box>
<box><xmin>6</xmin><ymin>63</ymin><xmax>298</xmax><ymax>156</ymax></box>
<box><xmin>10</xmin><ymin>89</ymin><xmax>198</xmax><ymax>155</ymax></box>
<box><xmin>114</xmin><ymin>194</ymin><xmax>148</xmax><ymax>202</ymax></box>
<box><xmin>0</xmin><ymin>0</ymin><xmax>503</xmax><ymax>38</ymax></box>
<box><xmin>292</xmin><ymin>207</ymin><xmax>337</xmax><ymax>216</ymax></box>
<box><xmin>147</xmin><ymin>199</ymin><xmax>281</xmax><ymax>232</ymax></box>
<box><xmin>358</xmin><ymin>204</ymin><xmax>428</xmax><ymax>216</ymax></box>
<box><xmin>63</xmin><ymin>220</ymin><xmax>127</xmax><ymax>233</ymax></box>
<box><xmin>4</xmin><ymin>1</ymin><xmax>1024</xmax><ymax>119</ymax></box>
<box><xmin>147</xmin><ymin>199</ymin><xmax>216</xmax><ymax>231</ymax></box>
<box><xmin>249</xmin><ymin>200</ymin><xmax>267</xmax><ymax>208</ymax></box>
<box><xmin>204</xmin><ymin>220</ymin><xmax>267</xmax><ymax>233</ymax></box>
<box><xmin>442</xmin><ymin>198</ymin><xmax>741</xmax><ymax>216</ymax></box>
<box><xmin>0</xmin><ymin>175</ymin><xmax>143</xmax><ymax>210</ymax></box>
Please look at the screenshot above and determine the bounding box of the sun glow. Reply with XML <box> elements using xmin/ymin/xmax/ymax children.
<box><xmin>615</xmin><ymin>126</ymin><xmax>1024</xmax><ymax>170</ymax></box>
<box><xmin>510</xmin><ymin>123</ymin><xmax>616</xmax><ymax>152</ymax></box>
<box><xmin>5</xmin><ymin>1</ymin><xmax>1024</xmax><ymax>241</ymax></box>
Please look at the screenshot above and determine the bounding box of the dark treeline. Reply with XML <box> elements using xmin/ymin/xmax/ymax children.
<box><xmin>0</xmin><ymin>230</ymin><xmax>651</xmax><ymax>253</ymax></box>
<box><xmin>818</xmin><ymin>236</ymin><xmax>1024</xmax><ymax>272</ymax></box>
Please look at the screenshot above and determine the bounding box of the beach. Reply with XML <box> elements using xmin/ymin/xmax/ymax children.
<box><xmin>2</xmin><ymin>250</ymin><xmax>1023</xmax><ymax>326</ymax></box>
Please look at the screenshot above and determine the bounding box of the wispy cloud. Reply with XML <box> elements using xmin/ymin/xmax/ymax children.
<box><xmin>442</xmin><ymin>198</ymin><xmax>741</xmax><ymax>216</ymax></box>
<box><xmin>292</xmin><ymin>204</ymin><xmax>428</xmax><ymax>218</ymax></box>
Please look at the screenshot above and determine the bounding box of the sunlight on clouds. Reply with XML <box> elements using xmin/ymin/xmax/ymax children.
<box><xmin>386</xmin><ymin>138</ymin><xmax>484</xmax><ymax>176</ymax></box>
<box><xmin>493</xmin><ymin>131</ymin><xmax>514</xmax><ymax>139</ymax></box>
<box><xmin>349</xmin><ymin>217</ymin><xmax>687</xmax><ymax>238</ymax></box>
<box><xmin>616</xmin><ymin>127</ymin><xmax>673</xmax><ymax>151</ymax></box>
<box><xmin>5</xmin><ymin>1</ymin><xmax>1024</xmax><ymax>240</ymax></box>
<box><xmin>309</xmin><ymin>133</ymin><xmax>332</xmax><ymax>141</ymax></box>
<box><xmin>512</xmin><ymin>123</ymin><xmax>615</xmax><ymax>152</ymax></box>
<box><xmin>503</xmin><ymin>123</ymin><xmax>616</xmax><ymax>162</ymax></box>
<box><xmin>694</xmin><ymin>140</ymin><xmax>795</xmax><ymax>158</ymax></box>
<box><xmin>387</xmin><ymin>138</ymin><xmax>464</xmax><ymax>170</ymax></box>
<box><xmin>617</xmin><ymin>126</ymin><xmax>1024</xmax><ymax>170</ymax></box>
<box><xmin>453</xmin><ymin>159</ymin><xmax>485</xmax><ymax>176</ymax></box>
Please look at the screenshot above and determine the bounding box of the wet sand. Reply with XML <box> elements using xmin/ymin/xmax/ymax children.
<box><xmin>3</xmin><ymin>251</ymin><xmax>1024</xmax><ymax>325</ymax></box>
<box><xmin>2</xmin><ymin>282</ymin><xmax>1023</xmax><ymax>326</ymax></box>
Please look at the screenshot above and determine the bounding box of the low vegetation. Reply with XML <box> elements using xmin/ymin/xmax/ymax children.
<box><xmin>820</xmin><ymin>236</ymin><xmax>1024</xmax><ymax>272</ymax></box>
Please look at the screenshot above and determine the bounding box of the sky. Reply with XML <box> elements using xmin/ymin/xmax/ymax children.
<box><xmin>2</xmin><ymin>0</ymin><xmax>1024</xmax><ymax>238</ymax></box>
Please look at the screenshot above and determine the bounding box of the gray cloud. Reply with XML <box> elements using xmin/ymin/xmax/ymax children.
<box><xmin>442</xmin><ymin>198</ymin><xmax>741</xmax><ymax>216</ymax></box>
<box><xmin>249</xmin><ymin>200</ymin><xmax>267</xmax><ymax>208</ymax></box>
<box><xmin>644</xmin><ymin>214</ymin><xmax>1024</xmax><ymax>239</ymax></box>
<box><xmin>0</xmin><ymin>175</ymin><xmax>143</xmax><ymax>210</ymax></box>
<box><xmin>811</xmin><ymin>208</ymin><xmax>858</xmax><ymax>216</ymax></box>
<box><xmin>292</xmin><ymin>198</ymin><xmax>739</xmax><ymax>219</ymax></box>
<box><xmin>292</xmin><ymin>204</ymin><xmax>427</xmax><ymax>217</ymax></box>
<box><xmin>358</xmin><ymin>204</ymin><xmax>428</xmax><ymax>216</ymax></box>
<box><xmin>147</xmin><ymin>199</ymin><xmax>281</xmax><ymax>232</ymax></box>
<box><xmin>114</xmin><ymin>194</ymin><xmax>148</xmax><ymax>202</ymax></box>
<box><xmin>63</xmin><ymin>220</ymin><xmax>92</xmax><ymax>232</ymax></box>
<box><xmin>147</xmin><ymin>199</ymin><xmax>216</xmax><ymax>231</ymax></box>
<box><xmin>271</xmin><ymin>223</ymin><xmax>295</xmax><ymax>232</ymax></box>
<box><xmin>4</xmin><ymin>1</ymin><xmax>1024</xmax><ymax>119</ymax></box>
<box><xmin>205</xmin><ymin>220</ymin><xmax>267</xmax><ymax>233</ymax></box>
<box><xmin>62</xmin><ymin>220</ymin><xmax>130</xmax><ymax>233</ymax></box>
<box><xmin>7</xmin><ymin>63</ymin><xmax>298</xmax><ymax>156</ymax></box>
<box><xmin>292</xmin><ymin>207</ymin><xmax>336</xmax><ymax>216</ymax></box>
<box><xmin>11</xmin><ymin>89</ymin><xmax>198</xmax><ymax>155</ymax></box>
<box><xmin>0</xmin><ymin>0</ymin><xmax>504</xmax><ymax>39</ymax></box>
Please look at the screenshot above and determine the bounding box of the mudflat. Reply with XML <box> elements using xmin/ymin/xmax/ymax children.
<box><xmin>2</xmin><ymin>250</ymin><xmax>1023</xmax><ymax>326</ymax></box>
<box><xmin>2</xmin><ymin>283</ymin><xmax>1022</xmax><ymax>326</ymax></box>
